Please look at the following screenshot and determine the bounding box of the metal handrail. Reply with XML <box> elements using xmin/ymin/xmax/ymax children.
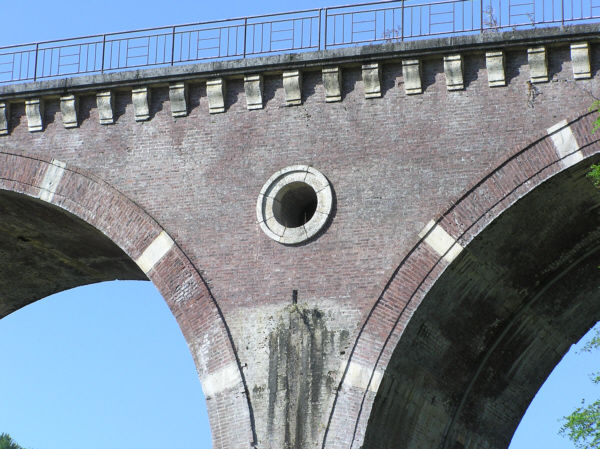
<box><xmin>1</xmin><ymin>0</ymin><xmax>599</xmax><ymax>85</ymax></box>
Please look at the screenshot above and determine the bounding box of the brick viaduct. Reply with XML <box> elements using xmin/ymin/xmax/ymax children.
<box><xmin>1</xmin><ymin>23</ymin><xmax>600</xmax><ymax>449</ymax></box>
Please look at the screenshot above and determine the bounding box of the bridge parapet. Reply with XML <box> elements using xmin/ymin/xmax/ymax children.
<box><xmin>0</xmin><ymin>24</ymin><xmax>598</xmax><ymax>135</ymax></box>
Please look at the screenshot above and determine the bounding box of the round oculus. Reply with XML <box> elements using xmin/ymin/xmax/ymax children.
<box><xmin>257</xmin><ymin>165</ymin><xmax>333</xmax><ymax>244</ymax></box>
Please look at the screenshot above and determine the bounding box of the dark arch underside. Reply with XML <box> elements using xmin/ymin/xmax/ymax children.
<box><xmin>0</xmin><ymin>190</ymin><xmax>146</xmax><ymax>319</ymax></box>
<box><xmin>364</xmin><ymin>155</ymin><xmax>600</xmax><ymax>449</ymax></box>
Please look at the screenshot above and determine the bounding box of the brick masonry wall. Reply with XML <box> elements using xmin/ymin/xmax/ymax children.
<box><xmin>1</xmin><ymin>29</ymin><xmax>600</xmax><ymax>448</ymax></box>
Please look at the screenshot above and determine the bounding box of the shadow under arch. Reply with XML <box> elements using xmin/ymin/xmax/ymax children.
<box><xmin>324</xmin><ymin>110</ymin><xmax>600</xmax><ymax>449</ymax></box>
<box><xmin>364</xmin><ymin>154</ymin><xmax>600</xmax><ymax>449</ymax></box>
<box><xmin>0</xmin><ymin>152</ymin><xmax>255</xmax><ymax>449</ymax></box>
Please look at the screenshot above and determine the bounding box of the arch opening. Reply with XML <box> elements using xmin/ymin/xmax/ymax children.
<box><xmin>0</xmin><ymin>190</ymin><xmax>212</xmax><ymax>447</ymax></box>
<box><xmin>0</xmin><ymin>189</ymin><xmax>146</xmax><ymax>318</ymax></box>
<box><xmin>363</xmin><ymin>155</ymin><xmax>600</xmax><ymax>449</ymax></box>
<box><xmin>0</xmin><ymin>280</ymin><xmax>211</xmax><ymax>448</ymax></box>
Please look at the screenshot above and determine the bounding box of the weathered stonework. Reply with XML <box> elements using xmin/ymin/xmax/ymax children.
<box><xmin>571</xmin><ymin>42</ymin><xmax>591</xmax><ymax>79</ymax></box>
<box><xmin>443</xmin><ymin>54</ymin><xmax>464</xmax><ymax>90</ymax></box>
<box><xmin>207</xmin><ymin>78</ymin><xmax>226</xmax><ymax>114</ymax></box>
<box><xmin>362</xmin><ymin>63</ymin><xmax>382</xmax><ymax>98</ymax></box>
<box><xmin>0</xmin><ymin>102</ymin><xmax>9</xmax><ymax>135</ymax></box>
<box><xmin>244</xmin><ymin>75</ymin><xmax>264</xmax><ymax>110</ymax></box>
<box><xmin>25</xmin><ymin>98</ymin><xmax>44</xmax><ymax>132</ymax></box>
<box><xmin>132</xmin><ymin>86</ymin><xmax>151</xmax><ymax>121</ymax></box>
<box><xmin>402</xmin><ymin>59</ymin><xmax>422</xmax><ymax>95</ymax></box>
<box><xmin>283</xmin><ymin>70</ymin><xmax>302</xmax><ymax>106</ymax></box>
<box><xmin>528</xmin><ymin>47</ymin><xmax>549</xmax><ymax>83</ymax></box>
<box><xmin>322</xmin><ymin>66</ymin><xmax>342</xmax><ymax>102</ymax></box>
<box><xmin>169</xmin><ymin>82</ymin><xmax>188</xmax><ymax>117</ymax></box>
<box><xmin>96</xmin><ymin>91</ymin><xmax>114</xmax><ymax>125</ymax></box>
<box><xmin>486</xmin><ymin>51</ymin><xmax>506</xmax><ymax>87</ymax></box>
<box><xmin>60</xmin><ymin>95</ymin><xmax>79</xmax><ymax>128</ymax></box>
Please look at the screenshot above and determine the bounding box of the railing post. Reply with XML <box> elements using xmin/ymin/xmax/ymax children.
<box><xmin>561</xmin><ymin>0</ymin><xmax>565</xmax><ymax>25</ymax></box>
<box><xmin>401</xmin><ymin>0</ymin><xmax>405</xmax><ymax>41</ymax></box>
<box><xmin>318</xmin><ymin>8</ymin><xmax>322</xmax><ymax>51</ymax></box>
<box><xmin>101</xmin><ymin>34</ymin><xmax>106</xmax><ymax>73</ymax></box>
<box><xmin>480</xmin><ymin>0</ymin><xmax>484</xmax><ymax>32</ymax></box>
<box><xmin>33</xmin><ymin>43</ymin><xmax>39</xmax><ymax>81</ymax></box>
<box><xmin>171</xmin><ymin>26</ymin><xmax>176</xmax><ymax>66</ymax></box>
<box><xmin>243</xmin><ymin>17</ymin><xmax>248</xmax><ymax>58</ymax></box>
<box><xmin>324</xmin><ymin>8</ymin><xmax>328</xmax><ymax>50</ymax></box>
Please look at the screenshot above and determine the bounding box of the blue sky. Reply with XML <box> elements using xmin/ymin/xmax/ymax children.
<box><xmin>1</xmin><ymin>1</ymin><xmax>599</xmax><ymax>448</ymax></box>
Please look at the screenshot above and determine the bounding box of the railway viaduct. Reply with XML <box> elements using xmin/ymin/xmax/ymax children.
<box><xmin>1</xmin><ymin>17</ymin><xmax>600</xmax><ymax>449</ymax></box>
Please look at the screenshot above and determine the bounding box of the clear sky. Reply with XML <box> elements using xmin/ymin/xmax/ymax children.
<box><xmin>1</xmin><ymin>1</ymin><xmax>599</xmax><ymax>448</ymax></box>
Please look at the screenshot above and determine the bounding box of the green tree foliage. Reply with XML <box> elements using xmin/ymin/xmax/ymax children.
<box><xmin>559</xmin><ymin>331</ymin><xmax>600</xmax><ymax>448</ymax></box>
<box><xmin>0</xmin><ymin>433</ymin><xmax>26</xmax><ymax>449</ymax></box>
<box><xmin>590</xmin><ymin>101</ymin><xmax>600</xmax><ymax>134</ymax></box>
<box><xmin>588</xmin><ymin>165</ymin><xmax>600</xmax><ymax>188</ymax></box>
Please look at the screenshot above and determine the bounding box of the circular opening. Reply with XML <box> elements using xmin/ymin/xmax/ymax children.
<box><xmin>273</xmin><ymin>182</ymin><xmax>318</xmax><ymax>228</ymax></box>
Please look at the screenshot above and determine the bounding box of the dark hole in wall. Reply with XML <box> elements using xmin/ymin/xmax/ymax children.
<box><xmin>274</xmin><ymin>182</ymin><xmax>318</xmax><ymax>228</ymax></box>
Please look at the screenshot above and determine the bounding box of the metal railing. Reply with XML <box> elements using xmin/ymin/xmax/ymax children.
<box><xmin>1</xmin><ymin>0</ymin><xmax>599</xmax><ymax>85</ymax></box>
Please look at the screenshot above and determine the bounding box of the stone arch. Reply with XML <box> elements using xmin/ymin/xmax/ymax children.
<box><xmin>324</xmin><ymin>109</ymin><xmax>600</xmax><ymax>449</ymax></box>
<box><xmin>0</xmin><ymin>151</ymin><xmax>255</xmax><ymax>449</ymax></box>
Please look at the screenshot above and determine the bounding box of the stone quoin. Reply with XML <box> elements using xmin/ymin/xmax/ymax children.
<box><xmin>2</xmin><ymin>23</ymin><xmax>600</xmax><ymax>449</ymax></box>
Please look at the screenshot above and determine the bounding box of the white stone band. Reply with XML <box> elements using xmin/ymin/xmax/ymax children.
<box><xmin>38</xmin><ymin>159</ymin><xmax>67</xmax><ymax>203</ymax></box>
<box><xmin>135</xmin><ymin>230</ymin><xmax>175</xmax><ymax>274</ymax></box>
<box><xmin>419</xmin><ymin>220</ymin><xmax>463</xmax><ymax>264</ymax></box>
<box><xmin>547</xmin><ymin>120</ymin><xmax>583</xmax><ymax>168</ymax></box>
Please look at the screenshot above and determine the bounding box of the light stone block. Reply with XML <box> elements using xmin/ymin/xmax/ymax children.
<box><xmin>342</xmin><ymin>361</ymin><xmax>383</xmax><ymax>393</ymax></box>
<box><xmin>362</xmin><ymin>63</ymin><xmax>382</xmax><ymax>99</ymax></box>
<box><xmin>548</xmin><ymin>119</ymin><xmax>583</xmax><ymax>168</ymax></box>
<box><xmin>486</xmin><ymin>51</ymin><xmax>506</xmax><ymax>87</ymax></box>
<box><xmin>25</xmin><ymin>98</ymin><xmax>44</xmax><ymax>132</ymax></box>
<box><xmin>132</xmin><ymin>86</ymin><xmax>151</xmax><ymax>121</ymax></box>
<box><xmin>38</xmin><ymin>159</ymin><xmax>67</xmax><ymax>203</ymax></box>
<box><xmin>402</xmin><ymin>59</ymin><xmax>422</xmax><ymax>95</ymax></box>
<box><xmin>0</xmin><ymin>102</ymin><xmax>9</xmax><ymax>135</ymax></box>
<box><xmin>283</xmin><ymin>70</ymin><xmax>302</xmax><ymax>106</ymax></box>
<box><xmin>419</xmin><ymin>220</ymin><xmax>464</xmax><ymax>264</ymax></box>
<box><xmin>135</xmin><ymin>230</ymin><xmax>175</xmax><ymax>274</ymax></box>
<box><xmin>244</xmin><ymin>74</ymin><xmax>264</xmax><ymax>110</ymax></box>
<box><xmin>528</xmin><ymin>47</ymin><xmax>548</xmax><ymax>83</ymax></box>
<box><xmin>207</xmin><ymin>78</ymin><xmax>226</xmax><ymax>114</ymax></box>
<box><xmin>443</xmin><ymin>54</ymin><xmax>464</xmax><ymax>91</ymax></box>
<box><xmin>169</xmin><ymin>82</ymin><xmax>188</xmax><ymax>117</ymax></box>
<box><xmin>96</xmin><ymin>91</ymin><xmax>114</xmax><ymax>125</ymax></box>
<box><xmin>323</xmin><ymin>66</ymin><xmax>342</xmax><ymax>102</ymax></box>
<box><xmin>571</xmin><ymin>42</ymin><xmax>591</xmax><ymax>79</ymax></box>
<box><xmin>60</xmin><ymin>94</ymin><xmax>79</xmax><ymax>128</ymax></box>
<box><xmin>201</xmin><ymin>363</ymin><xmax>241</xmax><ymax>397</ymax></box>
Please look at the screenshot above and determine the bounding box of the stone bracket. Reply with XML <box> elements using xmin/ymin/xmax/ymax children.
<box><xmin>362</xmin><ymin>63</ymin><xmax>382</xmax><ymax>98</ymax></box>
<box><xmin>207</xmin><ymin>78</ymin><xmax>226</xmax><ymax>114</ymax></box>
<box><xmin>528</xmin><ymin>47</ymin><xmax>548</xmax><ymax>83</ymax></box>
<box><xmin>132</xmin><ymin>86</ymin><xmax>151</xmax><ymax>121</ymax></box>
<box><xmin>323</xmin><ymin>66</ymin><xmax>342</xmax><ymax>102</ymax></box>
<box><xmin>0</xmin><ymin>102</ymin><xmax>9</xmax><ymax>135</ymax></box>
<box><xmin>60</xmin><ymin>94</ymin><xmax>79</xmax><ymax>128</ymax></box>
<box><xmin>169</xmin><ymin>82</ymin><xmax>188</xmax><ymax>117</ymax></box>
<box><xmin>283</xmin><ymin>70</ymin><xmax>302</xmax><ymax>106</ymax></box>
<box><xmin>486</xmin><ymin>51</ymin><xmax>506</xmax><ymax>87</ymax></box>
<box><xmin>571</xmin><ymin>42</ymin><xmax>591</xmax><ymax>79</ymax></box>
<box><xmin>244</xmin><ymin>75</ymin><xmax>264</xmax><ymax>110</ymax></box>
<box><xmin>97</xmin><ymin>91</ymin><xmax>114</xmax><ymax>125</ymax></box>
<box><xmin>444</xmin><ymin>54</ymin><xmax>464</xmax><ymax>91</ymax></box>
<box><xmin>402</xmin><ymin>59</ymin><xmax>422</xmax><ymax>95</ymax></box>
<box><xmin>25</xmin><ymin>98</ymin><xmax>44</xmax><ymax>132</ymax></box>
